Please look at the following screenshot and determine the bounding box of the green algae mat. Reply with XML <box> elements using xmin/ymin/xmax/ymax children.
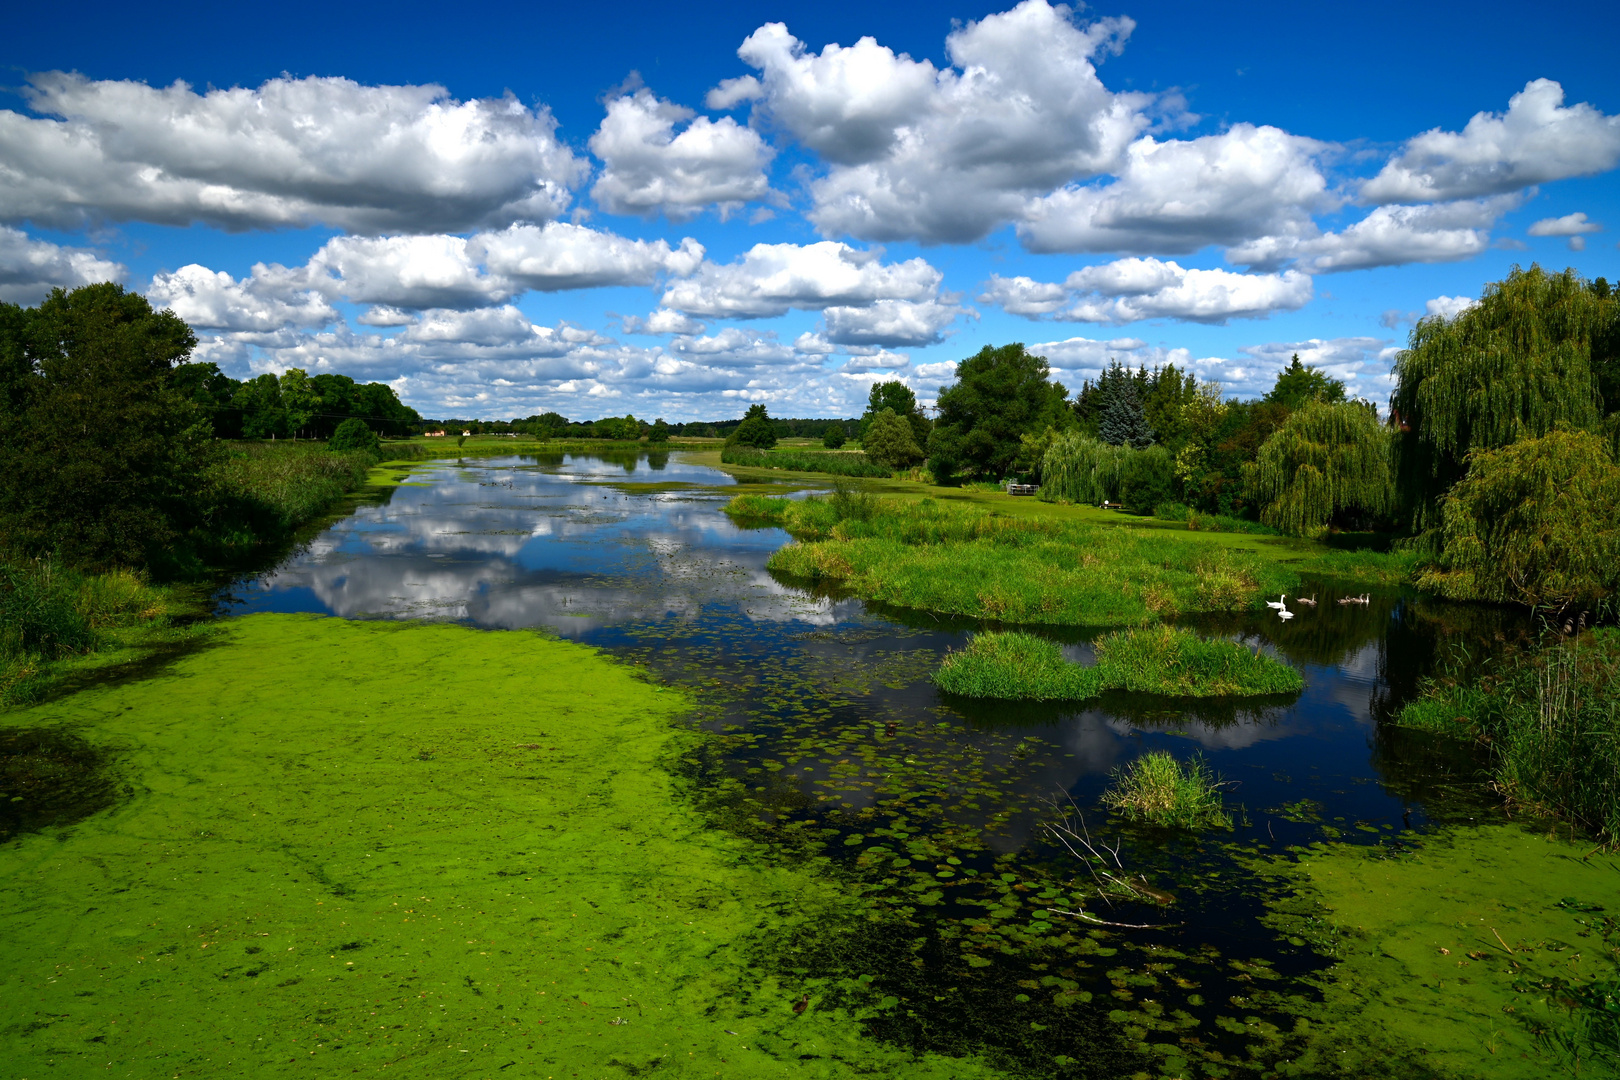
<box><xmin>1262</xmin><ymin>827</ymin><xmax>1620</xmax><ymax>1077</ymax></box>
<box><xmin>0</xmin><ymin>614</ymin><xmax>998</xmax><ymax>1079</ymax></box>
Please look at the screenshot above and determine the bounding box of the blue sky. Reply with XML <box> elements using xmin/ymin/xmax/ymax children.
<box><xmin>3</xmin><ymin>0</ymin><xmax>1617</xmax><ymax>420</ymax></box>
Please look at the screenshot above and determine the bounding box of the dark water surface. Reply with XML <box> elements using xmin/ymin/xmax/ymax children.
<box><xmin>221</xmin><ymin>451</ymin><xmax>1527</xmax><ymax>1075</ymax></box>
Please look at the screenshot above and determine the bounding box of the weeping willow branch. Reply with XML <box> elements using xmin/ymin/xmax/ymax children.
<box><xmin>1391</xmin><ymin>265</ymin><xmax>1618</xmax><ymax>531</ymax></box>
<box><xmin>1246</xmin><ymin>402</ymin><xmax>1393</xmax><ymax>536</ymax></box>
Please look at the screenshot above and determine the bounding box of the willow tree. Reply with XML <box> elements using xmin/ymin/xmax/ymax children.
<box><xmin>1416</xmin><ymin>427</ymin><xmax>1620</xmax><ymax>609</ymax></box>
<box><xmin>1247</xmin><ymin>401</ymin><xmax>1393</xmax><ymax>536</ymax></box>
<box><xmin>1390</xmin><ymin>265</ymin><xmax>1618</xmax><ymax>530</ymax></box>
<box><xmin>1040</xmin><ymin>431</ymin><xmax>1127</xmax><ymax>504</ymax></box>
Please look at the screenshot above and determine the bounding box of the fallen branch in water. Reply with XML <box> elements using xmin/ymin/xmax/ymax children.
<box><xmin>1046</xmin><ymin>907</ymin><xmax>1178</xmax><ymax>930</ymax></box>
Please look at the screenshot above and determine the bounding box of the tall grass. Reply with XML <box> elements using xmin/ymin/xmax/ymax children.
<box><xmin>0</xmin><ymin>556</ymin><xmax>173</xmax><ymax>705</ymax></box>
<box><xmin>729</xmin><ymin>492</ymin><xmax>1293</xmax><ymax>625</ymax></box>
<box><xmin>208</xmin><ymin>442</ymin><xmax>377</xmax><ymax>531</ymax></box>
<box><xmin>1399</xmin><ymin>627</ymin><xmax>1620</xmax><ymax>842</ymax></box>
<box><xmin>720</xmin><ymin>446</ymin><xmax>895</xmax><ymax>478</ymax></box>
<box><xmin>934</xmin><ymin>627</ymin><xmax>1303</xmax><ymax>700</ymax></box>
<box><xmin>1102</xmin><ymin>751</ymin><xmax>1232</xmax><ymax>829</ymax></box>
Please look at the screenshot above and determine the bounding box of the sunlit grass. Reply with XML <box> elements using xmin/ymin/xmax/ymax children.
<box><xmin>1102</xmin><ymin>751</ymin><xmax>1232</xmax><ymax>830</ymax></box>
<box><xmin>933</xmin><ymin>627</ymin><xmax>1303</xmax><ymax>700</ymax></box>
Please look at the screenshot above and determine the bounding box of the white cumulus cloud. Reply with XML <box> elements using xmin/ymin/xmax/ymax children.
<box><xmin>984</xmin><ymin>258</ymin><xmax>1311</xmax><ymax>325</ymax></box>
<box><xmin>0</xmin><ymin>72</ymin><xmax>588</xmax><ymax>233</ymax></box>
<box><xmin>1424</xmin><ymin>295</ymin><xmax>1476</xmax><ymax>320</ymax></box>
<box><xmin>1018</xmin><ymin>124</ymin><xmax>1333</xmax><ymax>254</ymax></box>
<box><xmin>659</xmin><ymin>240</ymin><xmax>943</xmax><ymax>318</ymax></box>
<box><xmin>589</xmin><ymin>89</ymin><xmax>776</xmax><ymax>221</ymax></box>
<box><xmin>1229</xmin><ymin>197</ymin><xmax>1513</xmax><ymax>273</ymax></box>
<box><xmin>1362</xmin><ymin>80</ymin><xmax>1620</xmax><ymax>204</ymax></box>
<box><xmin>147</xmin><ymin>263</ymin><xmax>337</xmax><ymax>331</ymax></box>
<box><xmin>723</xmin><ymin>0</ymin><xmax>1149</xmax><ymax>244</ymax></box>
<box><xmin>821</xmin><ymin>299</ymin><xmax>965</xmax><ymax>347</ymax></box>
<box><xmin>0</xmin><ymin>226</ymin><xmax>125</xmax><ymax>304</ymax></box>
<box><xmin>477</xmin><ymin>223</ymin><xmax>705</xmax><ymax>292</ymax></box>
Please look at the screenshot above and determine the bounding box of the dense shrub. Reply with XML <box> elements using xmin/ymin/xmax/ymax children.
<box><xmin>1119</xmin><ymin>445</ymin><xmax>1176</xmax><ymax>513</ymax></box>
<box><xmin>726</xmin><ymin>404</ymin><xmax>778</xmax><ymax>449</ymax></box>
<box><xmin>328</xmin><ymin>418</ymin><xmax>380</xmax><ymax>453</ymax></box>
<box><xmin>862</xmin><ymin>408</ymin><xmax>924</xmax><ymax>469</ymax></box>
<box><xmin>822</xmin><ymin>426</ymin><xmax>847</xmax><ymax>449</ymax></box>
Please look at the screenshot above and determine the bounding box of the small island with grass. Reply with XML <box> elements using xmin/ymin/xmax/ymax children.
<box><xmin>934</xmin><ymin>626</ymin><xmax>1304</xmax><ymax>701</ymax></box>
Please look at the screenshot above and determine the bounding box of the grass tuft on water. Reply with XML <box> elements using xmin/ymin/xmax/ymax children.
<box><xmin>1102</xmin><ymin>750</ymin><xmax>1232</xmax><ymax>829</ymax></box>
<box><xmin>934</xmin><ymin>627</ymin><xmax>1304</xmax><ymax>701</ymax></box>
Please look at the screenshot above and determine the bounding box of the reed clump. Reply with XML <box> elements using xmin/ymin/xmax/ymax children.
<box><xmin>1399</xmin><ymin>627</ymin><xmax>1620</xmax><ymax>843</ymax></box>
<box><xmin>934</xmin><ymin>627</ymin><xmax>1303</xmax><ymax>700</ymax></box>
<box><xmin>1102</xmin><ymin>750</ymin><xmax>1232</xmax><ymax>830</ymax></box>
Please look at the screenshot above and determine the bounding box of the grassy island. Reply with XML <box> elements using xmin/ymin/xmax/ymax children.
<box><xmin>934</xmin><ymin>627</ymin><xmax>1304</xmax><ymax>701</ymax></box>
<box><xmin>728</xmin><ymin>490</ymin><xmax>1408</xmax><ymax>626</ymax></box>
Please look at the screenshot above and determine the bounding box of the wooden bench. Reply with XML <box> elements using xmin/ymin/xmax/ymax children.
<box><xmin>1099</xmin><ymin>501</ymin><xmax>1124</xmax><ymax>510</ymax></box>
<box><xmin>1004</xmin><ymin>483</ymin><xmax>1040</xmax><ymax>496</ymax></box>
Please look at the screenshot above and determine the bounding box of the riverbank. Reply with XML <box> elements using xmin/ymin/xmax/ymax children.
<box><xmin>0</xmin><ymin>613</ymin><xmax>1001</xmax><ymax>1079</ymax></box>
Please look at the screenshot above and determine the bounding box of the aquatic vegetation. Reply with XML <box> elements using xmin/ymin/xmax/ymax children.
<box><xmin>1400</xmin><ymin>627</ymin><xmax>1620</xmax><ymax>842</ymax></box>
<box><xmin>1101</xmin><ymin>751</ymin><xmax>1232</xmax><ymax>829</ymax></box>
<box><xmin>934</xmin><ymin>627</ymin><xmax>1303</xmax><ymax>701</ymax></box>
<box><xmin>1261</xmin><ymin>825</ymin><xmax>1620</xmax><ymax>1076</ymax></box>
<box><xmin>722</xmin><ymin>445</ymin><xmax>894</xmax><ymax>477</ymax></box>
<box><xmin>0</xmin><ymin>613</ymin><xmax>1003</xmax><ymax>1079</ymax></box>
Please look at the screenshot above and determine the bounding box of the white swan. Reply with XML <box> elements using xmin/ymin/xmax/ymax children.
<box><xmin>1277</xmin><ymin>605</ymin><xmax>1295</xmax><ymax>620</ymax></box>
<box><xmin>1265</xmin><ymin>594</ymin><xmax>1288</xmax><ymax>610</ymax></box>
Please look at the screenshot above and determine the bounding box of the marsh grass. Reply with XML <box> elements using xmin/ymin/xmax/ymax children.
<box><xmin>1102</xmin><ymin>750</ymin><xmax>1232</xmax><ymax>829</ymax></box>
<box><xmin>209</xmin><ymin>442</ymin><xmax>377</xmax><ymax>531</ymax></box>
<box><xmin>721</xmin><ymin>446</ymin><xmax>895</xmax><ymax>477</ymax></box>
<box><xmin>1399</xmin><ymin>627</ymin><xmax>1620</xmax><ymax>842</ymax></box>
<box><xmin>730</xmin><ymin>492</ymin><xmax>1297</xmax><ymax>625</ymax></box>
<box><xmin>934</xmin><ymin>627</ymin><xmax>1303</xmax><ymax>700</ymax></box>
<box><xmin>0</xmin><ymin>556</ymin><xmax>177</xmax><ymax>705</ymax></box>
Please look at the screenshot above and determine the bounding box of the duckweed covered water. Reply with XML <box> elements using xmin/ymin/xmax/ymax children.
<box><xmin>5</xmin><ymin>450</ymin><xmax>1598</xmax><ymax>1079</ymax></box>
<box><xmin>0</xmin><ymin>614</ymin><xmax>1000</xmax><ymax>1078</ymax></box>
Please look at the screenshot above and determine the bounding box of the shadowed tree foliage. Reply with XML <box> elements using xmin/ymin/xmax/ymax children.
<box><xmin>861</xmin><ymin>408</ymin><xmax>924</xmax><ymax>469</ymax></box>
<box><xmin>0</xmin><ymin>284</ymin><xmax>214</xmax><ymax>569</ymax></box>
<box><xmin>1247</xmin><ymin>401</ymin><xmax>1394</xmax><ymax>536</ymax></box>
<box><xmin>1391</xmin><ymin>265</ymin><xmax>1619</xmax><ymax>531</ymax></box>
<box><xmin>648</xmin><ymin>418</ymin><xmax>671</xmax><ymax>443</ymax></box>
<box><xmin>328</xmin><ymin>417</ymin><xmax>379</xmax><ymax>453</ymax></box>
<box><xmin>1415</xmin><ymin>427</ymin><xmax>1620</xmax><ymax>609</ymax></box>
<box><xmin>927</xmin><ymin>343</ymin><xmax>1070</xmax><ymax>483</ymax></box>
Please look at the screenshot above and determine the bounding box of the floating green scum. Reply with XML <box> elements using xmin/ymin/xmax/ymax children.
<box><xmin>0</xmin><ymin>614</ymin><xmax>1003</xmax><ymax>1078</ymax></box>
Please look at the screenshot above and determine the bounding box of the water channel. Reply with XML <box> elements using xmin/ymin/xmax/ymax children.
<box><xmin>220</xmin><ymin>451</ymin><xmax>1526</xmax><ymax>1074</ymax></box>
